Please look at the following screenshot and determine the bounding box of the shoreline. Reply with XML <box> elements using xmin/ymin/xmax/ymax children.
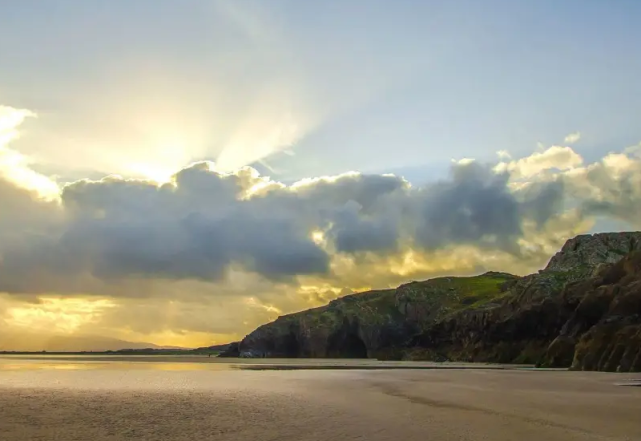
<box><xmin>0</xmin><ymin>354</ymin><xmax>541</xmax><ymax>371</ymax></box>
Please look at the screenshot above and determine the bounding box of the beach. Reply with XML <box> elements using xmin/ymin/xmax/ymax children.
<box><xmin>0</xmin><ymin>357</ymin><xmax>639</xmax><ymax>441</ymax></box>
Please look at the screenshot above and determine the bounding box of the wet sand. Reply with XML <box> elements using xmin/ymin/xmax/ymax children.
<box><xmin>0</xmin><ymin>354</ymin><xmax>535</xmax><ymax>371</ymax></box>
<box><xmin>0</xmin><ymin>359</ymin><xmax>639</xmax><ymax>440</ymax></box>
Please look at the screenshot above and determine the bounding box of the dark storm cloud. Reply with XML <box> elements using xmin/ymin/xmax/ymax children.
<box><xmin>518</xmin><ymin>179</ymin><xmax>566</xmax><ymax>228</ymax></box>
<box><xmin>59</xmin><ymin>167</ymin><xmax>332</xmax><ymax>282</ymax></box>
<box><xmin>0</xmin><ymin>177</ymin><xmax>60</xmax><ymax>235</ymax></box>
<box><xmin>414</xmin><ymin>162</ymin><xmax>523</xmax><ymax>252</ymax></box>
<box><xmin>325</xmin><ymin>200</ymin><xmax>400</xmax><ymax>254</ymax></box>
<box><xmin>2</xmin><ymin>148</ymin><xmax>639</xmax><ymax>296</ymax></box>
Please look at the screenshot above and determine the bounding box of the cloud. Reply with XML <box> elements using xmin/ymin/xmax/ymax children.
<box><xmin>0</xmin><ymin>154</ymin><xmax>572</xmax><ymax>296</ymax></box>
<box><xmin>566</xmin><ymin>145</ymin><xmax>641</xmax><ymax>224</ymax></box>
<box><xmin>1</xmin><ymin>136</ymin><xmax>640</xmax><ymax>298</ymax></box>
<box><xmin>564</xmin><ymin>132</ymin><xmax>581</xmax><ymax>145</ymax></box>
<box><xmin>414</xmin><ymin>162</ymin><xmax>526</xmax><ymax>253</ymax></box>
<box><xmin>0</xmin><ymin>106</ymin><xmax>59</xmax><ymax>199</ymax></box>
<box><xmin>328</xmin><ymin>209</ymin><xmax>400</xmax><ymax>254</ymax></box>
<box><xmin>1</xmin><ymin>104</ymin><xmax>641</xmax><ymax>346</ymax></box>
<box><xmin>494</xmin><ymin>145</ymin><xmax>583</xmax><ymax>180</ymax></box>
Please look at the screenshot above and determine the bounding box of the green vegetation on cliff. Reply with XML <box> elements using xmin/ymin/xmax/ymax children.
<box><xmin>221</xmin><ymin>232</ymin><xmax>641</xmax><ymax>372</ymax></box>
<box><xmin>396</xmin><ymin>272</ymin><xmax>517</xmax><ymax>322</ymax></box>
<box><xmin>222</xmin><ymin>272</ymin><xmax>518</xmax><ymax>360</ymax></box>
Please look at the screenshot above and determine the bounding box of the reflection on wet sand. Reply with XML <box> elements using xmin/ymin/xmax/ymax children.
<box><xmin>0</xmin><ymin>355</ymin><xmax>533</xmax><ymax>371</ymax></box>
<box><xmin>1</xmin><ymin>356</ymin><xmax>640</xmax><ymax>441</ymax></box>
<box><xmin>0</xmin><ymin>361</ymin><xmax>221</xmax><ymax>372</ymax></box>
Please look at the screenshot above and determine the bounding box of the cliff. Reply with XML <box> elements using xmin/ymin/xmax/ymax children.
<box><xmin>221</xmin><ymin>232</ymin><xmax>641</xmax><ymax>372</ymax></box>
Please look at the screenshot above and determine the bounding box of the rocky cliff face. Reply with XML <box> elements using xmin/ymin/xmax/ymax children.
<box><xmin>542</xmin><ymin>250</ymin><xmax>641</xmax><ymax>371</ymax></box>
<box><xmin>222</xmin><ymin>232</ymin><xmax>641</xmax><ymax>371</ymax></box>
<box><xmin>545</xmin><ymin>232</ymin><xmax>641</xmax><ymax>272</ymax></box>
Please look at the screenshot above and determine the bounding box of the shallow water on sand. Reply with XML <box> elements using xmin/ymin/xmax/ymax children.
<box><xmin>0</xmin><ymin>356</ymin><xmax>639</xmax><ymax>441</ymax></box>
<box><xmin>0</xmin><ymin>354</ymin><xmax>532</xmax><ymax>372</ymax></box>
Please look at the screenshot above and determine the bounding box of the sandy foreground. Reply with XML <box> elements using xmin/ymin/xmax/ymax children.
<box><xmin>0</xmin><ymin>360</ymin><xmax>640</xmax><ymax>441</ymax></box>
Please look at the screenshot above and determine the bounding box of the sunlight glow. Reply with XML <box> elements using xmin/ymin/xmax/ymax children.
<box><xmin>125</xmin><ymin>162</ymin><xmax>176</xmax><ymax>184</ymax></box>
<box><xmin>0</xmin><ymin>106</ymin><xmax>60</xmax><ymax>199</ymax></box>
<box><xmin>5</xmin><ymin>297</ymin><xmax>116</xmax><ymax>335</ymax></box>
<box><xmin>244</xmin><ymin>297</ymin><xmax>282</xmax><ymax>315</ymax></box>
<box><xmin>111</xmin><ymin>330</ymin><xmax>237</xmax><ymax>349</ymax></box>
<box><xmin>215</xmin><ymin>111</ymin><xmax>305</xmax><ymax>172</ymax></box>
<box><xmin>125</xmin><ymin>139</ymin><xmax>192</xmax><ymax>184</ymax></box>
<box><xmin>311</xmin><ymin>230</ymin><xmax>325</xmax><ymax>245</ymax></box>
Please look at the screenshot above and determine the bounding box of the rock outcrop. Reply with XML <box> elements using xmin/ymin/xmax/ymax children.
<box><xmin>227</xmin><ymin>232</ymin><xmax>641</xmax><ymax>371</ymax></box>
<box><xmin>545</xmin><ymin>232</ymin><xmax>641</xmax><ymax>272</ymax></box>
<box><xmin>541</xmin><ymin>250</ymin><xmax>641</xmax><ymax>371</ymax></box>
<box><xmin>216</xmin><ymin>342</ymin><xmax>240</xmax><ymax>357</ymax></box>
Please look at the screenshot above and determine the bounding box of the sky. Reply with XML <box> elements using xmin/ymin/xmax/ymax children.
<box><xmin>1</xmin><ymin>0</ymin><xmax>640</xmax><ymax>350</ymax></box>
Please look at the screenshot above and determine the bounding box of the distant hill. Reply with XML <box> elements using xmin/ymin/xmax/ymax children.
<box><xmin>0</xmin><ymin>333</ymin><xmax>190</xmax><ymax>352</ymax></box>
<box><xmin>191</xmin><ymin>343</ymin><xmax>231</xmax><ymax>353</ymax></box>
